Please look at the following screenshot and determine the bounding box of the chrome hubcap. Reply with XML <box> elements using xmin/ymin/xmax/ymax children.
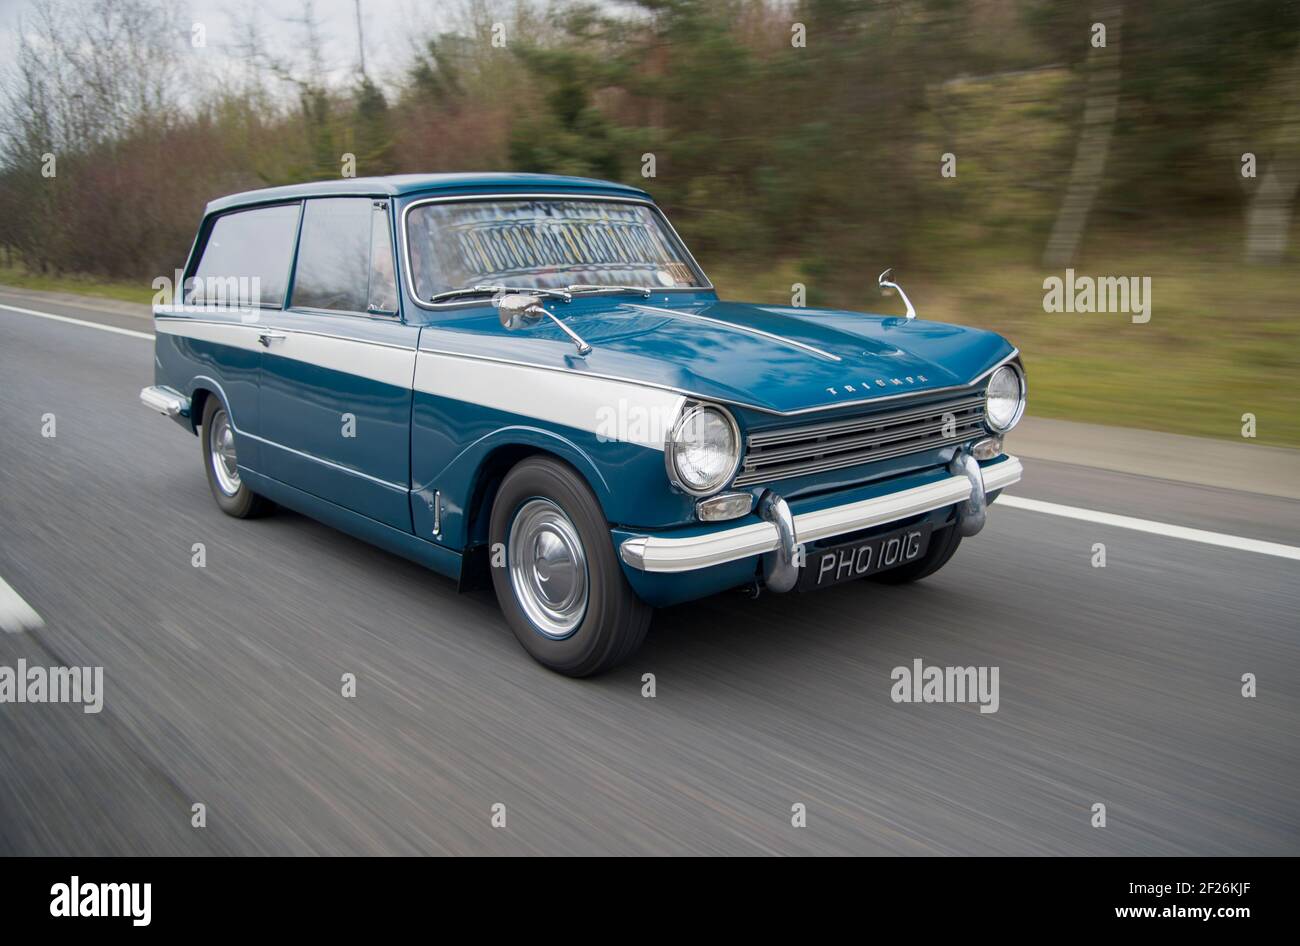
<box><xmin>508</xmin><ymin>499</ymin><xmax>588</xmax><ymax>639</ymax></box>
<box><xmin>209</xmin><ymin>409</ymin><xmax>240</xmax><ymax>496</ymax></box>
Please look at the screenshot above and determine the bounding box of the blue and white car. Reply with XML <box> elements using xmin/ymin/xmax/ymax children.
<box><xmin>142</xmin><ymin>173</ymin><xmax>1025</xmax><ymax>676</ymax></box>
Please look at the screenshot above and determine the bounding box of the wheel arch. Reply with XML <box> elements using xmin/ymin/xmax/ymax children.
<box><xmin>188</xmin><ymin>387</ymin><xmax>213</xmax><ymax>434</ymax></box>
<box><xmin>463</xmin><ymin>437</ymin><xmax>612</xmax><ymax>549</ymax></box>
<box><xmin>186</xmin><ymin>375</ymin><xmax>236</xmax><ymax>435</ymax></box>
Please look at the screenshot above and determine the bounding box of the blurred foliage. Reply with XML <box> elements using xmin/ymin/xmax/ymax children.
<box><xmin>0</xmin><ymin>0</ymin><xmax>1298</xmax><ymax>442</ymax></box>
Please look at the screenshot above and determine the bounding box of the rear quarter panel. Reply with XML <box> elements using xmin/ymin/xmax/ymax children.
<box><xmin>153</xmin><ymin>307</ymin><xmax>264</xmax><ymax>466</ymax></box>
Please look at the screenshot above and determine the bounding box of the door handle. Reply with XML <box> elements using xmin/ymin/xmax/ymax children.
<box><xmin>257</xmin><ymin>331</ymin><xmax>287</xmax><ymax>347</ymax></box>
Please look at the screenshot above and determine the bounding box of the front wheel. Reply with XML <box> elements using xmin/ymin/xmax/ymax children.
<box><xmin>200</xmin><ymin>397</ymin><xmax>273</xmax><ymax>518</ymax></box>
<box><xmin>489</xmin><ymin>457</ymin><xmax>652</xmax><ymax>676</ymax></box>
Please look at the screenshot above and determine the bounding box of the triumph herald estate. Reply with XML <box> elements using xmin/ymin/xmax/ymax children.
<box><xmin>142</xmin><ymin>173</ymin><xmax>1026</xmax><ymax>676</ymax></box>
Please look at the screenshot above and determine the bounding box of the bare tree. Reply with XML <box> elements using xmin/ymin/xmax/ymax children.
<box><xmin>1244</xmin><ymin>42</ymin><xmax>1300</xmax><ymax>266</ymax></box>
<box><xmin>1043</xmin><ymin>1</ymin><xmax>1123</xmax><ymax>268</ymax></box>
<box><xmin>0</xmin><ymin>0</ymin><xmax>182</xmax><ymax>272</ymax></box>
<box><xmin>1</xmin><ymin>0</ymin><xmax>180</xmax><ymax>157</ymax></box>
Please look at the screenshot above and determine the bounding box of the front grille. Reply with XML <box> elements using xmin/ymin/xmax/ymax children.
<box><xmin>733</xmin><ymin>392</ymin><xmax>986</xmax><ymax>487</ymax></box>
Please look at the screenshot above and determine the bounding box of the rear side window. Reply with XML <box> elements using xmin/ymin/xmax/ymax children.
<box><xmin>190</xmin><ymin>203</ymin><xmax>299</xmax><ymax>307</ymax></box>
<box><xmin>292</xmin><ymin>198</ymin><xmax>399</xmax><ymax>314</ymax></box>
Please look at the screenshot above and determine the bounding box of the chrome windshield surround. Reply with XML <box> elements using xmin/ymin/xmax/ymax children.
<box><xmin>620</xmin><ymin>456</ymin><xmax>1023</xmax><ymax>575</ymax></box>
<box><xmin>663</xmin><ymin>402</ymin><xmax>744</xmax><ymax>497</ymax></box>
<box><xmin>401</xmin><ymin>193</ymin><xmax>714</xmax><ymax>310</ymax></box>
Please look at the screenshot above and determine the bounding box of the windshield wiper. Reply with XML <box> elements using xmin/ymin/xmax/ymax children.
<box><xmin>565</xmin><ymin>284</ymin><xmax>653</xmax><ymax>298</ymax></box>
<box><xmin>428</xmin><ymin>284</ymin><xmax>574</xmax><ymax>304</ymax></box>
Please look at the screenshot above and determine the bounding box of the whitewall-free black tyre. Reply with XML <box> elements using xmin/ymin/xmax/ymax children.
<box><xmin>200</xmin><ymin>397</ymin><xmax>273</xmax><ymax>519</ymax></box>
<box><xmin>490</xmin><ymin>456</ymin><xmax>652</xmax><ymax>676</ymax></box>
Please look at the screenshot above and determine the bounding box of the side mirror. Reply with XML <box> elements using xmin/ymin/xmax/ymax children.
<box><xmin>496</xmin><ymin>292</ymin><xmax>593</xmax><ymax>355</ymax></box>
<box><xmin>877</xmin><ymin>268</ymin><xmax>917</xmax><ymax>320</ymax></box>
<box><xmin>497</xmin><ymin>293</ymin><xmax>545</xmax><ymax>331</ymax></box>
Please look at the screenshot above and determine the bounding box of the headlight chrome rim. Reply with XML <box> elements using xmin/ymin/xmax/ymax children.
<box><xmin>984</xmin><ymin>363</ymin><xmax>1026</xmax><ymax>433</ymax></box>
<box><xmin>664</xmin><ymin>402</ymin><xmax>743</xmax><ymax>497</ymax></box>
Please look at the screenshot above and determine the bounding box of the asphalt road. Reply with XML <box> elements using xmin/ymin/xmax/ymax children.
<box><xmin>1</xmin><ymin>289</ymin><xmax>1297</xmax><ymax>855</ymax></box>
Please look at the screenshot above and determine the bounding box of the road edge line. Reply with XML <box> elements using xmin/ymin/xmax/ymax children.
<box><xmin>0</xmin><ymin>574</ymin><xmax>45</xmax><ymax>633</ymax></box>
<box><xmin>998</xmin><ymin>494</ymin><xmax>1300</xmax><ymax>561</ymax></box>
<box><xmin>0</xmin><ymin>301</ymin><xmax>154</xmax><ymax>340</ymax></box>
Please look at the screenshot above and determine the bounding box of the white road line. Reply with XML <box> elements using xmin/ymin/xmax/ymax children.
<box><xmin>998</xmin><ymin>495</ymin><xmax>1300</xmax><ymax>561</ymax></box>
<box><xmin>0</xmin><ymin>575</ymin><xmax>45</xmax><ymax>633</ymax></box>
<box><xmin>0</xmin><ymin>301</ymin><xmax>153</xmax><ymax>340</ymax></box>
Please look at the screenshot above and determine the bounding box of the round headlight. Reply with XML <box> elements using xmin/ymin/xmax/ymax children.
<box><xmin>667</xmin><ymin>405</ymin><xmax>741</xmax><ymax>495</ymax></box>
<box><xmin>985</xmin><ymin>364</ymin><xmax>1025</xmax><ymax>432</ymax></box>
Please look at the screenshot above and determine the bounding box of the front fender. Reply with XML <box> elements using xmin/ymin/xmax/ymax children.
<box><xmin>411</xmin><ymin>421</ymin><xmax>694</xmax><ymax>550</ymax></box>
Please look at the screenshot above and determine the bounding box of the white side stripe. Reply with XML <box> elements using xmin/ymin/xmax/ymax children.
<box><xmin>280</xmin><ymin>330</ymin><xmax>415</xmax><ymax>389</ymax></box>
<box><xmin>414</xmin><ymin>350</ymin><xmax>684</xmax><ymax>450</ymax></box>
<box><xmin>155</xmin><ymin>318</ymin><xmax>417</xmax><ymax>387</ymax></box>
<box><xmin>0</xmin><ymin>575</ymin><xmax>44</xmax><ymax>633</ymax></box>
<box><xmin>0</xmin><ymin>301</ymin><xmax>154</xmax><ymax>340</ymax></box>
<box><xmin>155</xmin><ymin>317</ymin><xmax>262</xmax><ymax>351</ymax></box>
<box><xmin>998</xmin><ymin>495</ymin><xmax>1300</xmax><ymax>561</ymax></box>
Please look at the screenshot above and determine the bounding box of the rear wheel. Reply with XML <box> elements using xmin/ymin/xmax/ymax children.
<box><xmin>870</xmin><ymin>522</ymin><xmax>962</xmax><ymax>584</ymax></box>
<box><xmin>200</xmin><ymin>397</ymin><xmax>273</xmax><ymax>518</ymax></box>
<box><xmin>490</xmin><ymin>456</ymin><xmax>651</xmax><ymax>676</ymax></box>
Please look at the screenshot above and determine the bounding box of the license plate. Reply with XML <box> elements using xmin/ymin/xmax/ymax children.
<box><xmin>798</xmin><ymin>523</ymin><xmax>932</xmax><ymax>591</ymax></box>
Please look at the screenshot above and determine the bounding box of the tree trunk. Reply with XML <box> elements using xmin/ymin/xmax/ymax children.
<box><xmin>1245</xmin><ymin>44</ymin><xmax>1300</xmax><ymax>266</ymax></box>
<box><xmin>1043</xmin><ymin>1</ymin><xmax>1123</xmax><ymax>269</ymax></box>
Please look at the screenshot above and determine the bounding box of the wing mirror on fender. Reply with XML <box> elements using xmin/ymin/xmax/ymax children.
<box><xmin>496</xmin><ymin>293</ymin><xmax>593</xmax><ymax>356</ymax></box>
<box><xmin>877</xmin><ymin>268</ymin><xmax>917</xmax><ymax>320</ymax></box>
<box><xmin>497</xmin><ymin>293</ymin><xmax>544</xmax><ymax>331</ymax></box>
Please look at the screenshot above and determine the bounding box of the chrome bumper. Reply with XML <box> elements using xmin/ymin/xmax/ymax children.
<box><xmin>139</xmin><ymin>385</ymin><xmax>190</xmax><ymax>418</ymax></box>
<box><xmin>619</xmin><ymin>455</ymin><xmax>1022</xmax><ymax>577</ymax></box>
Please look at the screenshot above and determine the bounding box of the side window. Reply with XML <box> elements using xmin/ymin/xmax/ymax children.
<box><xmin>190</xmin><ymin>203</ymin><xmax>299</xmax><ymax>308</ymax></box>
<box><xmin>292</xmin><ymin>197</ymin><xmax>399</xmax><ymax>315</ymax></box>
<box><xmin>292</xmin><ymin>198</ymin><xmax>372</xmax><ymax>312</ymax></box>
<box><xmin>368</xmin><ymin>202</ymin><xmax>399</xmax><ymax>314</ymax></box>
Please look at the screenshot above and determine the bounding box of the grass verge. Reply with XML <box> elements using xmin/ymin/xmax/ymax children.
<box><xmin>711</xmin><ymin>248</ymin><xmax>1300</xmax><ymax>448</ymax></box>
<box><xmin>0</xmin><ymin>263</ymin><xmax>155</xmax><ymax>306</ymax></box>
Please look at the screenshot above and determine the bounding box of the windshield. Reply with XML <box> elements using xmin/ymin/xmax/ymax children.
<box><xmin>406</xmin><ymin>198</ymin><xmax>707</xmax><ymax>301</ymax></box>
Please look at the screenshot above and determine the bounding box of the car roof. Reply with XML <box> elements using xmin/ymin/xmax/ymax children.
<box><xmin>204</xmin><ymin>172</ymin><xmax>653</xmax><ymax>215</ymax></box>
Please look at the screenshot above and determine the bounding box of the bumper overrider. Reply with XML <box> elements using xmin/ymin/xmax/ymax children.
<box><xmin>619</xmin><ymin>452</ymin><xmax>1022</xmax><ymax>589</ymax></box>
